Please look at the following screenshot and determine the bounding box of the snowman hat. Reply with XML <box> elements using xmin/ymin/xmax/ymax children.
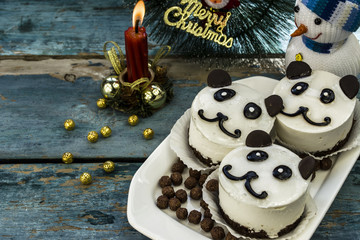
<box><xmin>301</xmin><ymin>0</ymin><xmax>360</xmax><ymax>32</ymax></box>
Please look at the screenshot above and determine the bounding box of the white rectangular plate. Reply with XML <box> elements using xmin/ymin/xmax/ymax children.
<box><xmin>127</xmin><ymin>134</ymin><xmax>360</xmax><ymax>240</ymax></box>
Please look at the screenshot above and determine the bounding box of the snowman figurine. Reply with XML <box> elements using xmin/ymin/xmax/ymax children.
<box><xmin>285</xmin><ymin>0</ymin><xmax>360</xmax><ymax>77</ymax></box>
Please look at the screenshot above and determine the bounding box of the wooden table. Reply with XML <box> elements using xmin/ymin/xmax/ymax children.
<box><xmin>0</xmin><ymin>1</ymin><xmax>359</xmax><ymax>239</ymax></box>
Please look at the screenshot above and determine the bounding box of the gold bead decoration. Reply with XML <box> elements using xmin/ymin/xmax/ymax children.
<box><xmin>101</xmin><ymin>75</ymin><xmax>121</xmax><ymax>99</ymax></box>
<box><xmin>97</xmin><ymin>98</ymin><xmax>107</xmax><ymax>109</ymax></box>
<box><xmin>80</xmin><ymin>172</ymin><xmax>92</xmax><ymax>185</ymax></box>
<box><xmin>62</xmin><ymin>152</ymin><xmax>74</xmax><ymax>164</ymax></box>
<box><xmin>143</xmin><ymin>128</ymin><xmax>154</xmax><ymax>140</ymax></box>
<box><xmin>128</xmin><ymin>115</ymin><xmax>139</xmax><ymax>126</ymax></box>
<box><xmin>142</xmin><ymin>84</ymin><xmax>167</xmax><ymax>109</ymax></box>
<box><xmin>295</xmin><ymin>53</ymin><xmax>303</xmax><ymax>61</ymax></box>
<box><xmin>103</xmin><ymin>161</ymin><xmax>115</xmax><ymax>173</ymax></box>
<box><xmin>100</xmin><ymin>126</ymin><xmax>112</xmax><ymax>138</ymax></box>
<box><xmin>64</xmin><ymin>119</ymin><xmax>75</xmax><ymax>131</ymax></box>
<box><xmin>87</xmin><ymin>131</ymin><xmax>99</xmax><ymax>143</ymax></box>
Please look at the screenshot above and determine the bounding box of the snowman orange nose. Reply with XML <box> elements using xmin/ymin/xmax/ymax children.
<box><xmin>291</xmin><ymin>24</ymin><xmax>308</xmax><ymax>37</ymax></box>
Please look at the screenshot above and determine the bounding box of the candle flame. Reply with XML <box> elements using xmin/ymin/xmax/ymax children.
<box><xmin>132</xmin><ymin>0</ymin><xmax>145</xmax><ymax>28</ymax></box>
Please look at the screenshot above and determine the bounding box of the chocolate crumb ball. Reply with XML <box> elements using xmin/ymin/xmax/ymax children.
<box><xmin>188</xmin><ymin>210</ymin><xmax>202</xmax><ymax>224</ymax></box>
<box><xmin>171</xmin><ymin>172</ymin><xmax>183</xmax><ymax>186</ymax></box>
<box><xmin>171</xmin><ymin>160</ymin><xmax>186</xmax><ymax>173</ymax></box>
<box><xmin>211</xmin><ymin>226</ymin><xmax>226</xmax><ymax>240</ymax></box>
<box><xmin>184</xmin><ymin>176</ymin><xmax>198</xmax><ymax>189</ymax></box>
<box><xmin>320</xmin><ymin>158</ymin><xmax>332</xmax><ymax>170</ymax></box>
<box><xmin>169</xmin><ymin>197</ymin><xmax>181</xmax><ymax>211</ymax></box>
<box><xmin>176</xmin><ymin>207</ymin><xmax>188</xmax><ymax>220</ymax></box>
<box><xmin>199</xmin><ymin>173</ymin><xmax>209</xmax><ymax>186</ymax></box>
<box><xmin>225</xmin><ymin>232</ymin><xmax>237</xmax><ymax>240</ymax></box>
<box><xmin>189</xmin><ymin>168</ymin><xmax>201</xmax><ymax>179</ymax></box>
<box><xmin>190</xmin><ymin>187</ymin><xmax>203</xmax><ymax>200</ymax></box>
<box><xmin>200</xmin><ymin>200</ymin><xmax>209</xmax><ymax>210</ymax></box>
<box><xmin>204</xmin><ymin>208</ymin><xmax>212</xmax><ymax>218</ymax></box>
<box><xmin>162</xmin><ymin>186</ymin><xmax>175</xmax><ymax>198</ymax></box>
<box><xmin>158</xmin><ymin>176</ymin><xmax>172</xmax><ymax>188</ymax></box>
<box><xmin>206</xmin><ymin>179</ymin><xmax>219</xmax><ymax>192</ymax></box>
<box><xmin>156</xmin><ymin>195</ymin><xmax>169</xmax><ymax>209</ymax></box>
<box><xmin>200</xmin><ymin>218</ymin><xmax>214</xmax><ymax>232</ymax></box>
<box><xmin>175</xmin><ymin>189</ymin><xmax>188</xmax><ymax>203</ymax></box>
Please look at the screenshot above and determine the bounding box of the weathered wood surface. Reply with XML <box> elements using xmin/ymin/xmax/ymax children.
<box><xmin>1</xmin><ymin>0</ymin><xmax>360</xmax><ymax>58</ymax></box>
<box><xmin>0</xmin><ymin>161</ymin><xmax>358</xmax><ymax>239</ymax></box>
<box><xmin>0</xmin><ymin>1</ymin><xmax>359</xmax><ymax>239</ymax></box>
<box><xmin>0</xmin><ymin>58</ymin><xmax>284</xmax><ymax>161</ymax></box>
<box><xmin>0</xmin><ymin>162</ymin><xmax>147</xmax><ymax>239</ymax></box>
<box><xmin>0</xmin><ymin>0</ymin><xmax>135</xmax><ymax>56</ymax></box>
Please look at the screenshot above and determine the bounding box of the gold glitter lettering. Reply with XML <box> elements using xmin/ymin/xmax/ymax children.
<box><xmin>163</xmin><ymin>0</ymin><xmax>233</xmax><ymax>48</ymax></box>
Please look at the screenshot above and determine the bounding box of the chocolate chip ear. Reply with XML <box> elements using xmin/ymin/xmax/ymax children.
<box><xmin>286</xmin><ymin>61</ymin><xmax>312</xmax><ymax>80</ymax></box>
<box><xmin>298</xmin><ymin>156</ymin><xmax>316</xmax><ymax>180</ymax></box>
<box><xmin>245</xmin><ymin>130</ymin><xmax>272</xmax><ymax>147</ymax></box>
<box><xmin>340</xmin><ymin>75</ymin><xmax>359</xmax><ymax>99</ymax></box>
<box><xmin>265</xmin><ymin>95</ymin><xmax>283</xmax><ymax>117</ymax></box>
<box><xmin>207</xmin><ymin>69</ymin><xmax>232</xmax><ymax>88</ymax></box>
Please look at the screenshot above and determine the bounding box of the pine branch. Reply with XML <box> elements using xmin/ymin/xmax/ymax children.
<box><xmin>143</xmin><ymin>0</ymin><xmax>294</xmax><ymax>57</ymax></box>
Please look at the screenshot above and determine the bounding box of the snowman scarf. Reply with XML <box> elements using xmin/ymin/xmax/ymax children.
<box><xmin>302</xmin><ymin>35</ymin><xmax>347</xmax><ymax>54</ymax></box>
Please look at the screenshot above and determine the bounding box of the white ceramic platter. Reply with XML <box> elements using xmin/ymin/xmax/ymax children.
<box><xmin>127</xmin><ymin>132</ymin><xmax>359</xmax><ymax>240</ymax></box>
<box><xmin>127</xmin><ymin>77</ymin><xmax>360</xmax><ymax>239</ymax></box>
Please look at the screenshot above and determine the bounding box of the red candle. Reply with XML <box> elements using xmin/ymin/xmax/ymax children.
<box><xmin>125</xmin><ymin>0</ymin><xmax>150</xmax><ymax>83</ymax></box>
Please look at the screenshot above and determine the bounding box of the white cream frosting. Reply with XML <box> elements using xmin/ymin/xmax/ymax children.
<box><xmin>189</xmin><ymin>81</ymin><xmax>275</xmax><ymax>164</ymax></box>
<box><xmin>219</xmin><ymin>145</ymin><xmax>311</xmax><ymax>238</ymax></box>
<box><xmin>273</xmin><ymin>70</ymin><xmax>356</xmax><ymax>154</ymax></box>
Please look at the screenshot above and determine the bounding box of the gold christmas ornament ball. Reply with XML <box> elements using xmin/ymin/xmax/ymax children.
<box><xmin>100</xmin><ymin>126</ymin><xmax>112</xmax><ymax>138</ymax></box>
<box><xmin>87</xmin><ymin>131</ymin><xmax>99</xmax><ymax>143</ymax></box>
<box><xmin>101</xmin><ymin>75</ymin><xmax>121</xmax><ymax>99</ymax></box>
<box><xmin>128</xmin><ymin>114</ymin><xmax>139</xmax><ymax>126</ymax></box>
<box><xmin>103</xmin><ymin>161</ymin><xmax>115</xmax><ymax>173</ymax></box>
<box><xmin>97</xmin><ymin>98</ymin><xmax>107</xmax><ymax>109</ymax></box>
<box><xmin>64</xmin><ymin>119</ymin><xmax>75</xmax><ymax>131</ymax></box>
<box><xmin>80</xmin><ymin>172</ymin><xmax>92</xmax><ymax>185</ymax></box>
<box><xmin>142</xmin><ymin>84</ymin><xmax>167</xmax><ymax>109</ymax></box>
<box><xmin>143</xmin><ymin>128</ymin><xmax>154</xmax><ymax>140</ymax></box>
<box><xmin>62</xmin><ymin>152</ymin><xmax>74</xmax><ymax>164</ymax></box>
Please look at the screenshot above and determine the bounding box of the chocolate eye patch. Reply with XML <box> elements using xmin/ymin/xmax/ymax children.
<box><xmin>214</xmin><ymin>88</ymin><xmax>236</xmax><ymax>102</ymax></box>
<box><xmin>273</xmin><ymin>165</ymin><xmax>292</xmax><ymax>180</ymax></box>
<box><xmin>244</xmin><ymin>102</ymin><xmax>262</xmax><ymax>119</ymax></box>
<box><xmin>247</xmin><ymin>150</ymin><xmax>268</xmax><ymax>162</ymax></box>
<box><xmin>320</xmin><ymin>88</ymin><xmax>335</xmax><ymax>104</ymax></box>
<box><xmin>291</xmin><ymin>82</ymin><xmax>308</xmax><ymax>95</ymax></box>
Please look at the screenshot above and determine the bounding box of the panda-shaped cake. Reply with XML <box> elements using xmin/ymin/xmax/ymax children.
<box><xmin>188</xmin><ymin>69</ymin><xmax>283</xmax><ymax>166</ymax></box>
<box><xmin>273</xmin><ymin>61</ymin><xmax>359</xmax><ymax>157</ymax></box>
<box><xmin>219</xmin><ymin>130</ymin><xmax>316</xmax><ymax>238</ymax></box>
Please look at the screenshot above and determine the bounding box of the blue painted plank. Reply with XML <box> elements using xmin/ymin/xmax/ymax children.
<box><xmin>0</xmin><ymin>0</ymin><xmax>137</xmax><ymax>55</ymax></box>
<box><xmin>1</xmin><ymin>0</ymin><xmax>360</xmax><ymax>57</ymax></box>
<box><xmin>0</xmin><ymin>162</ymin><xmax>149</xmax><ymax>239</ymax></box>
<box><xmin>0</xmin><ymin>73</ymin><xmax>204</xmax><ymax>160</ymax></box>
<box><xmin>0</xmin><ymin>161</ymin><xmax>358</xmax><ymax>239</ymax></box>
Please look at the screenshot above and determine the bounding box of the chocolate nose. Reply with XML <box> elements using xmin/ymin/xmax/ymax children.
<box><xmin>291</xmin><ymin>24</ymin><xmax>308</xmax><ymax>37</ymax></box>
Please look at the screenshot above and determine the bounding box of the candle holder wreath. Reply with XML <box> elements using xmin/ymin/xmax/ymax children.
<box><xmin>101</xmin><ymin>42</ymin><xmax>173</xmax><ymax>118</ymax></box>
<box><xmin>100</xmin><ymin>1</ymin><xmax>173</xmax><ymax>118</ymax></box>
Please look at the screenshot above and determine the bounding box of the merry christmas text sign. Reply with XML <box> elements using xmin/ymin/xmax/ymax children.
<box><xmin>163</xmin><ymin>0</ymin><xmax>233</xmax><ymax>48</ymax></box>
